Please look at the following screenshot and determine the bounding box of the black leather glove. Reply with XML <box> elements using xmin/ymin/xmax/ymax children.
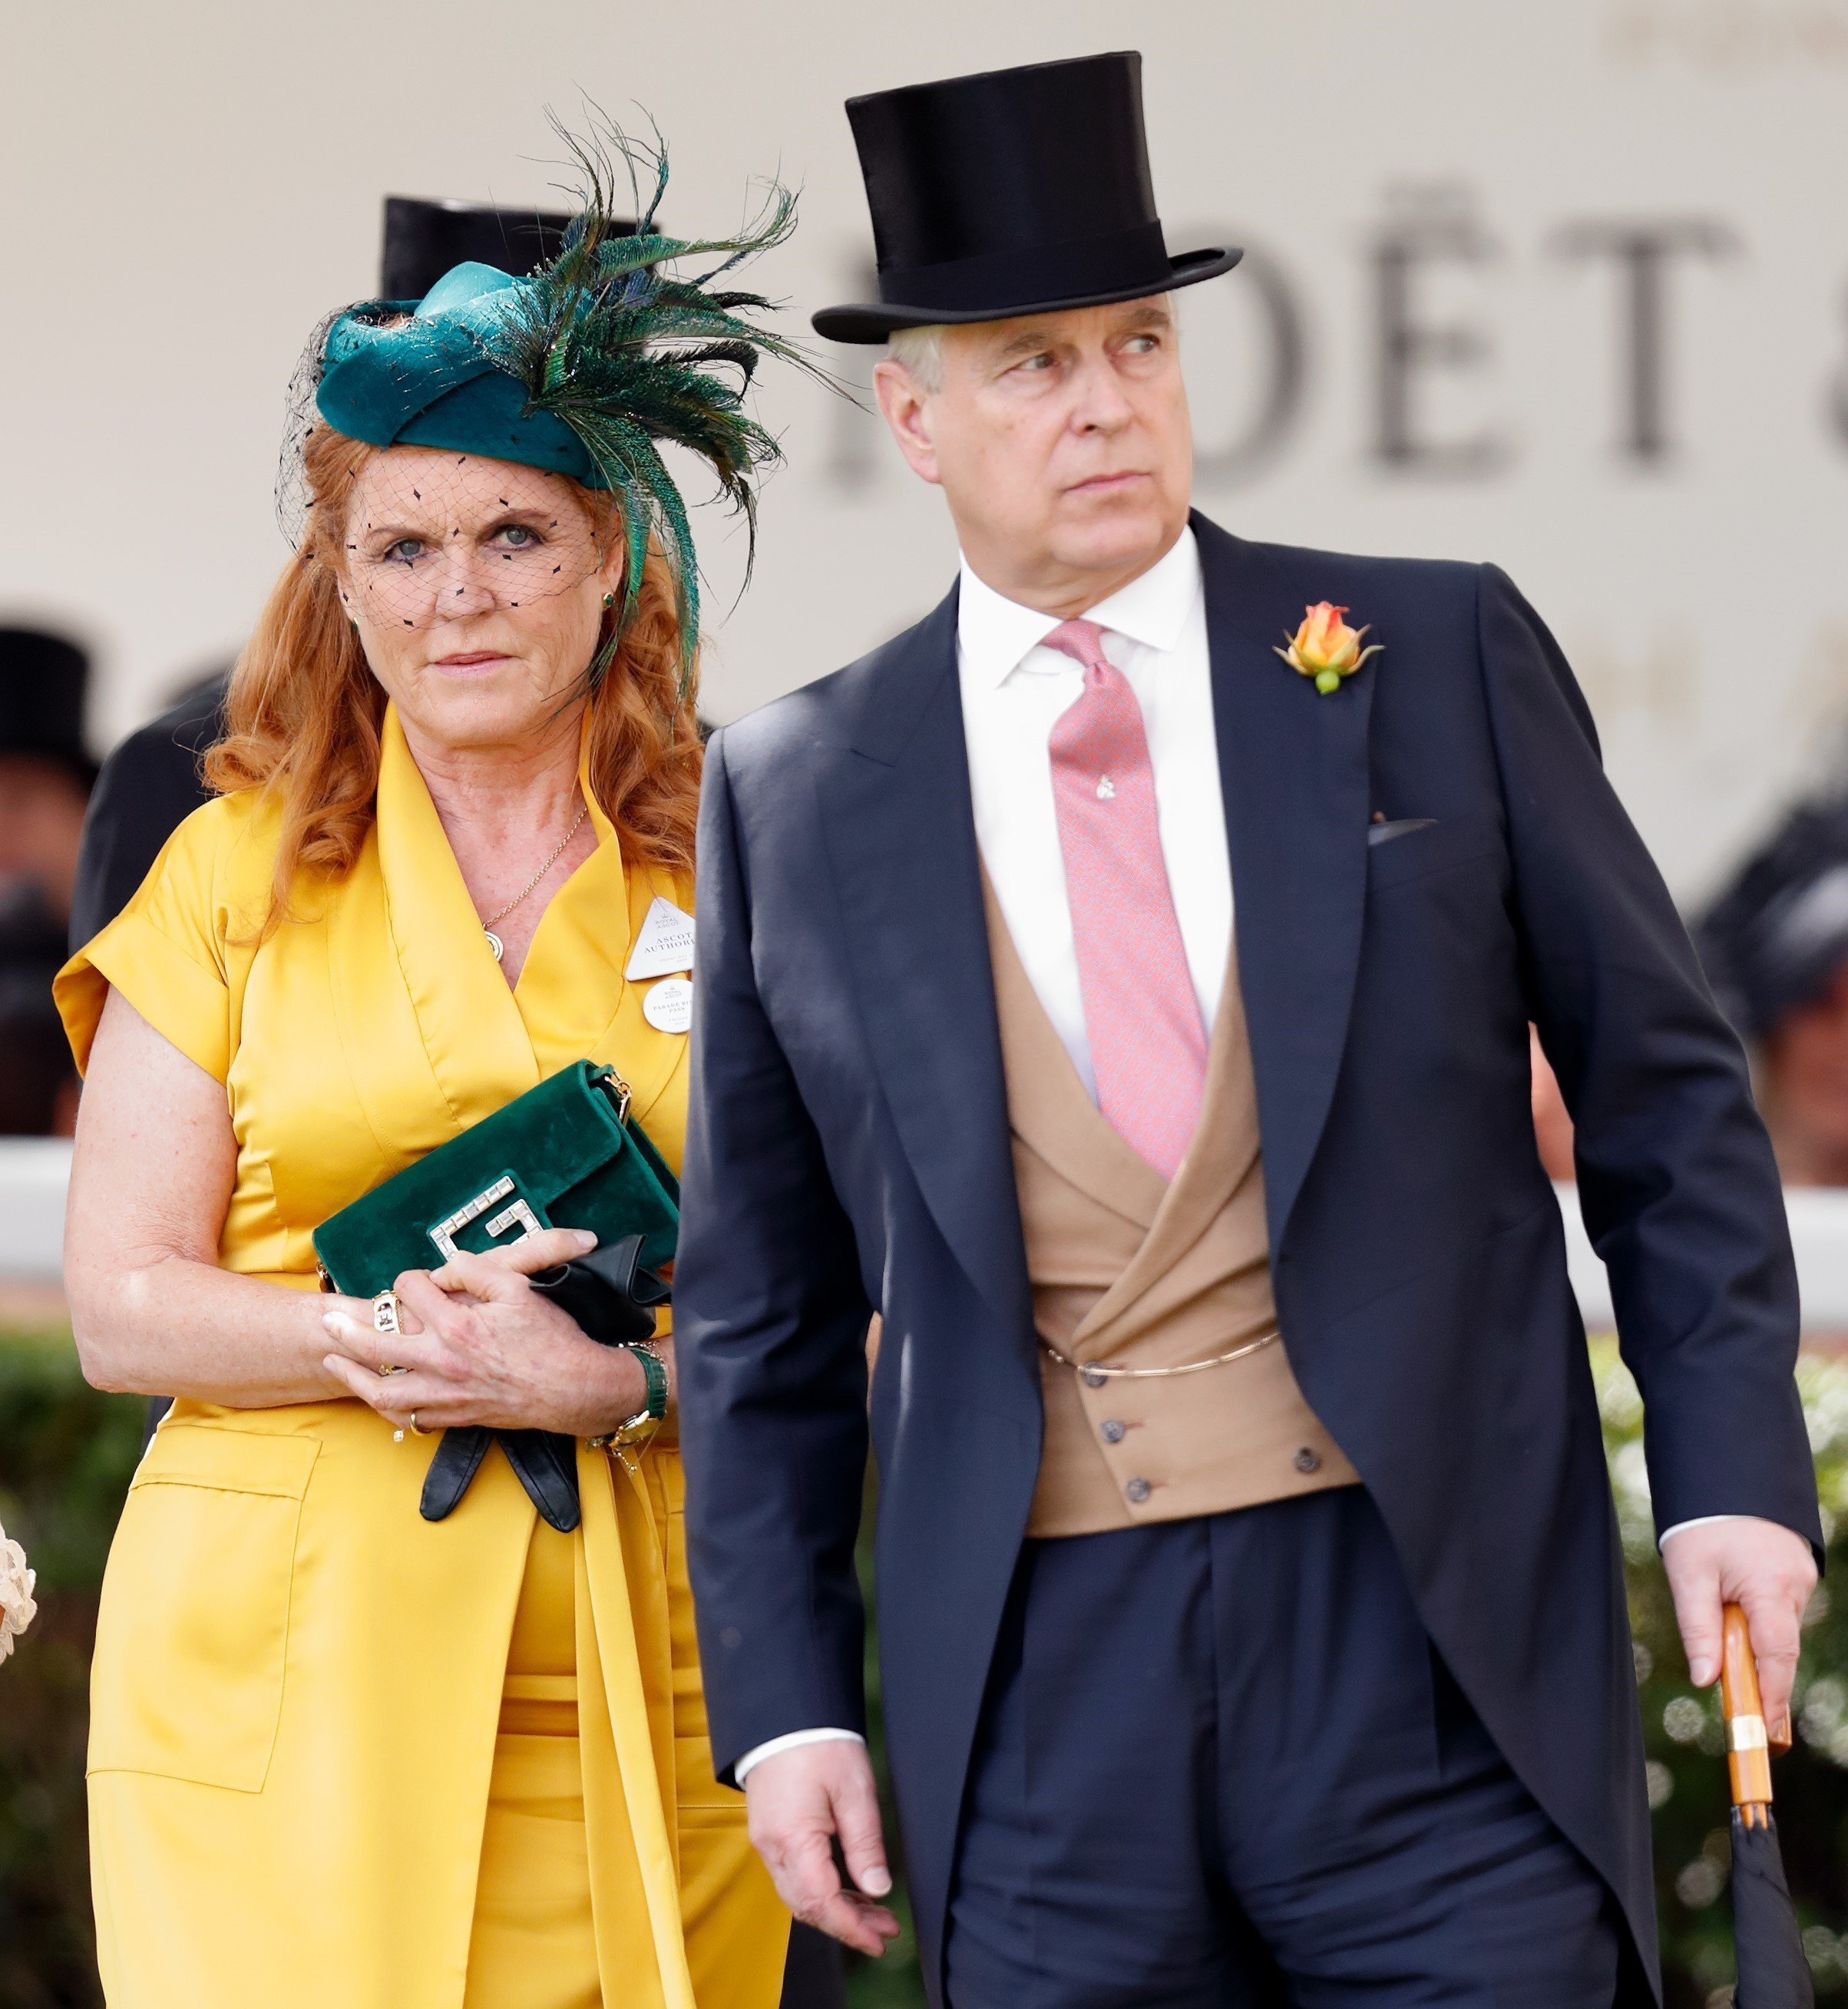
<box><xmin>419</xmin><ymin>1234</ymin><xmax>670</xmax><ymax>1532</ymax></box>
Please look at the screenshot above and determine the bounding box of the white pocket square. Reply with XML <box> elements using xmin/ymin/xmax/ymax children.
<box><xmin>1367</xmin><ymin>818</ymin><xmax>1437</xmax><ymax>847</ymax></box>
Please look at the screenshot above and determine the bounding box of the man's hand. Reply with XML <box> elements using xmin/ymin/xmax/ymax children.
<box><xmin>1661</xmin><ymin>1516</ymin><xmax>1817</xmax><ymax>1737</ymax></box>
<box><xmin>745</xmin><ymin>1740</ymin><xmax>901</xmax><ymax>1957</ymax></box>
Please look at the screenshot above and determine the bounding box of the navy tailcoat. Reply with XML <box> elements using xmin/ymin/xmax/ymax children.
<box><xmin>676</xmin><ymin>513</ymin><xmax>1821</xmax><ymax>2001</ymax></box>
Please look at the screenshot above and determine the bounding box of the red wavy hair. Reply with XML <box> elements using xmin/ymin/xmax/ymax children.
<box><xmin>207</xmin><ymin>425</ymin><xmax>703</xmax><ymax>930</ymax></box>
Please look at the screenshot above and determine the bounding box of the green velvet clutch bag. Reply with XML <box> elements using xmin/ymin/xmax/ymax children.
<box><xmin>312</xmin><ymin>1062</ymin><xmax>678</xmax><ymax>1298</ymax></box>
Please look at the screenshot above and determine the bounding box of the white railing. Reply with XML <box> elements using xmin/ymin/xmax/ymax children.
<box><xmin>1555</xmin><ymin>1183</ymin><xmax>1848</xmax><ymax>1331</ymax></box>
<box><xmin>0</xmin><ymin>1139</ymin><xmax>73</xmax><ymax>1284</ymax></box>
<box><xmin>5</xmin><ymin>1142</ymin><xmax>1848</xmax><ymax>1327</ymax></box>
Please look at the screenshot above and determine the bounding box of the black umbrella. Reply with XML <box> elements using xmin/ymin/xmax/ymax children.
<box><xmin>1720</xmin><ymin>1602</ymin><xmax>1813</xmax><ymax>2008</ymax></box>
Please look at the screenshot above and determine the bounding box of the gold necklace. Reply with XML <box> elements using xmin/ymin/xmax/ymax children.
<box><xmin>481</xmin><ymin>803</ymin><xmax>589</xmax><ymax>963</ymax></box>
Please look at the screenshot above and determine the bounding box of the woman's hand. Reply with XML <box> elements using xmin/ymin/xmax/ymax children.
<box><xmin>319</xmin><ymin>1228</ymin><xmax>650</xmax><ymax>1438</ymax></box>
<box><xmin>319</xmin><ymin>1290</ymin><xmax>421</xmax><ymax>1363</ymax></box>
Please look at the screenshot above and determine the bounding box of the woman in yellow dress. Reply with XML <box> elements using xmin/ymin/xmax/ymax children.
<box><xmin>55</xmin><ymin>133</ymin><xmax>812</xmax><ymax>2009</ymax></box>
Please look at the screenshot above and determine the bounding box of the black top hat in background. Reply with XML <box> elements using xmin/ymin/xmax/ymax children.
<box><xmin>0</xmin><ymin>627</ymin><xmax>94</xmax><ymax>787</ymax></box>
<box><xmin>379</xmin><ymin>197</ymin><xmax>577</xmax><ymax>303</ymax></box>
<box><xmin>1697</xmin><ymin>796</ymin><xmax>1848</xmax><ymax>1040</ymax></box>
<box><xmin>812</xmin><ymin>51</ymin><xmax>1241</xmax><ymax>344</ymax></box>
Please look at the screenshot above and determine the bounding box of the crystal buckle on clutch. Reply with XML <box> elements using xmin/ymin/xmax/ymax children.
<box><xmin>428</xmin><ymin>1176</ymin><xmax>544</xmax><ymax>1262</ymax></box>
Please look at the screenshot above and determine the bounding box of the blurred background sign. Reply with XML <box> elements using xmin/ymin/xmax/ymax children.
<box><xmin>2</xmin><ymin>8</ymin><xmax>1848</xmax><ymax>2004</ymax></box>
<box><xmin>1</xmin><ymin>0</ymin><xmax>1844</xmax><ymax>907</ymax></box>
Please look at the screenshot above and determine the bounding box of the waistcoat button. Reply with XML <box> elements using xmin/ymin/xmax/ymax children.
<box><xmin>1126</xmin><ymin>1476</ymin><xmax>1152</xmax><ymax>1504</ymax></box>
<box><xmin>1294</xmin><ymin>1447</ymin><xmax>1321</xmax><ymax>1474</ymax></box>
<box><xmin>1081</xmin><ymin>1365</ymin><xmax>1108</xmax><ymax>1389</ymax></box>
<box><xmin>1100</xmin><ymin>1419</ymin><xmax>1126</xmax><ymax>1445</ymax></box>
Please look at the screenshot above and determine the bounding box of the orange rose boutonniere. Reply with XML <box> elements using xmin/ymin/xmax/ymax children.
<box><xmin>1275</xmin><ymin>602</ymin><xmax>1383</xmax><ymax>695</ymax></box>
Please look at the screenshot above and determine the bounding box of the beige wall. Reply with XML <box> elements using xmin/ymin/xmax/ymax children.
<box><xmin>3</xmin><ymin>0</ymin><xmax>1845</xmax><ymax>898</ymax></box>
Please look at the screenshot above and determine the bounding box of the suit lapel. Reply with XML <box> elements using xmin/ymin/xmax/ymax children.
<box><xmin>1196</xmin><ymin>514</ymin><xmax>1377</xmax><ymax>1251</ymax></box>
<box><xmin>819</xmin><ymin>589</ymin><xmax>1034</xmax><ymax>1344</ymax></box>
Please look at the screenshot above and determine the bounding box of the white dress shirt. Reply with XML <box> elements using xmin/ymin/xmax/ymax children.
<box><xmin>958</xmin><ymin>526</ymin><xmax>1230</xmax><ymax>1097</ymax></box>
<box><xmin>732</xmin><ymin>527</ymin><xmax>1732</xmax><ymax>1781</ymax></box>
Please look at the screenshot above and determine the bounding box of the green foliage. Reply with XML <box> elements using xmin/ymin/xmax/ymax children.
<box><xmin>1598</xmin><ymin>1340</ymin><xmax>1848</xmax><ymax>2007</ymax></box>
<box><xmin>0</xmin><ymin>1330</ymin><xmax>143</xmax><ymax>2008</ymax></box>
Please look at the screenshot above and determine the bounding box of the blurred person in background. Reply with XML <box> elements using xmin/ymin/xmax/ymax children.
<box><xmin>68</xmin><ymin>666</ymin><xmax>229</xmax><ymax>957</ymax></box>
<box><xmin>1698</xmin><ymin>795</ymin><xmax>1848</xmax><ymax>1188</ymax></box>
<box><xmin>54</xmin><ymin>132</ymin><xmax>829</xmax><ymax>2009</ymax></box>
<box><xmin>0</xmin><ymin>626</ymin><xmax>94</xmax><ymax>1135</ymax></box>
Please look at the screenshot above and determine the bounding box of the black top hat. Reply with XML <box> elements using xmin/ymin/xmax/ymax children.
<box><xmin>813</xmin><ymin>51</ymin><xmax>1239</xmax><ymax>345</ymax></box>
<box><xmin>0</xmin><ymin>626</ymin><xmax>93</xmax><ymax>785</ymax></box>
<box><xmin>379</xmin><ymin>197</ymin><xmax>577</xmax><ymax>303</ymax></box>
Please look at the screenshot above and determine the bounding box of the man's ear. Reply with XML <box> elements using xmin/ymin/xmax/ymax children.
<box><xmin>872</xmin><ymin>359</ymin><xmax>943</xmax><ymax>487</ymax></box>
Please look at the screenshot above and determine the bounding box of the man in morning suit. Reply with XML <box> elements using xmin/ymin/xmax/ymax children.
<box><xmin>675</xmin><ymin>51</ymin><xmax>1820</xmax><ymax>2007</ymax></box>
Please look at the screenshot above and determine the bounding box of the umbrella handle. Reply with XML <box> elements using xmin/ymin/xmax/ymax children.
<box><xmin>1720</xmin><ymin>1602</ymin><xmax>1787</xmax><ymax>1827</ymax></box>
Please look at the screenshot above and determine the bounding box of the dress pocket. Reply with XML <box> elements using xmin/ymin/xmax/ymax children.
<box><xmin>89</xmin><ymin>1424</ymin><xmax>319</xmax><ymax>1792</ymax></box>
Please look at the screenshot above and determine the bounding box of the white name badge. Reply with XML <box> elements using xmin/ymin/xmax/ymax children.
<box><xmin>642</xmin><ymin>975</ymin><xmax>693</xmax><ymax>1036</ymax></box>
<box><xmin>625</xmin><ymin>897</ymin><xmax>696</xmax><ymax>980</ymax></box>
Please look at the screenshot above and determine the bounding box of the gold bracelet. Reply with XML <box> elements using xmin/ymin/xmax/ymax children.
<box><xmin>1040</xmin><ymin>1329</ymin><xmax>1281</xmax><ymax>1386</ymax></box>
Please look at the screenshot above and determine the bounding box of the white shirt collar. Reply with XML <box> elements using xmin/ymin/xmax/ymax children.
<box><xmin>957</xmin><ymin>525</ymin><xmax>1202</xmax><ymax>691</ymax></box>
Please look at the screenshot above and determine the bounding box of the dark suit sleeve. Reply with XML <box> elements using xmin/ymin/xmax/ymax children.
<box><xmin>676</xmin><ymin>731</ymin><xmax>875</xmax><ymax>1779</ymax></box>
<box><xmin>1476</xmin><ymin>563</ymin><xmax>1820</xmax><ymax>1555</ymax></box>
<box><xmin>68</xmin><ymin>680</ymin><xmax>223</xmax><ymax>953</ymax></box>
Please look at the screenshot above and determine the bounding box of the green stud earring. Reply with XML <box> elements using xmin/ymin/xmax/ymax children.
<box><xmin>602</xmin><ymin>592</ymin><xmax>617</xmax><ymax>609</ymax></box>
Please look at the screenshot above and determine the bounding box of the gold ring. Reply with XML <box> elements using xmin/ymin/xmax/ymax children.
<box><xmin>372</xmin><ymin>1290</ymin><xmax>403</xmax><ymax>1338</ymax></box>
<box><xmin>408</xmin><ymin>1412</ymin><xmax>430</xmax><ymax>1436</ymax></box>
<box><xmin>377</xmin><ymin>1362</ymin><xmax>406</xmax><ymax>1379</ymax></box>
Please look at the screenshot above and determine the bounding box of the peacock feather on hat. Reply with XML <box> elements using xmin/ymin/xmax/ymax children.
<box><xmin>304</xmin><ymin>113</ymin><xmax>837</xmax><ymax>691</ymax></box>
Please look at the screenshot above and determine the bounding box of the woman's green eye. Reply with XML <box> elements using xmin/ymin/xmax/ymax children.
<box><xmin>385</xmin><ymin>538</ymin><xmax>422</xmax><ymax>565</ymax></box>
<box><xmin>498</xmin><ymin>524</ymin><xmax>540</xmax><ymax>549</ymax></box>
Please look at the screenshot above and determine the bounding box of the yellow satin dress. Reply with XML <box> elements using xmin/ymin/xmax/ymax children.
<box><xmin>55</xmin><ymin>706</ymin><xmax>789</xmax><ymax>2009</ymax></box>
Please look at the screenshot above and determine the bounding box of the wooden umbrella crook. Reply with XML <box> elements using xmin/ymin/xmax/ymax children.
<box><xmin>1721</xmin><ymin>1603</ymin><xmax>1792</xmax><ymax>1830</ymax></box>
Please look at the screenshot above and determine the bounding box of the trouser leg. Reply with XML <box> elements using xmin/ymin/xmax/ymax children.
<box><xmin>1212</xmin><ymin>1488</ymin><xmax>1622</xmax><ymax>2009</ymax></box>
<box><xmin>942</xmin><ymin>1516</ymin><xmax>1281</xmax><ymax>2009</ymax></box>
<box><xmin>943</xmin><ymin>1489</ymin><xmax>1624</xmax><ymax>2009</ymax></box>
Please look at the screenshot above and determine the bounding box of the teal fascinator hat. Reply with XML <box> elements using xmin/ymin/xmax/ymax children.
<box><xmin>317</xmin><ymin>262</ymin><xmax>607</xmax><ymax>487</ymax></box>
<box><xmin>288</xmin><ymin>120</ymin><xmax>830</xmax><ymax>683</ymax></box>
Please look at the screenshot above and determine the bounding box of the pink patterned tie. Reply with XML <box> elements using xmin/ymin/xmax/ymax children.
<box><xmin>1043</xmin><ymin>619</ymin><xmax>1208</xmax><ymax>1179</ymax></box>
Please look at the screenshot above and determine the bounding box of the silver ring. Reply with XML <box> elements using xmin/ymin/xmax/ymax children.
<box><xmin>372</xmin><ymin>1290</ymin><xmax>403</xmax><ymax>1338</ymax></box>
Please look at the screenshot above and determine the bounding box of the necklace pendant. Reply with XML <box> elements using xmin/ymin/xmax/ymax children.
<box><xmin>484</xmin><ymin>929</ymin><xmax>504</xmax><ymax>963</ymax></box>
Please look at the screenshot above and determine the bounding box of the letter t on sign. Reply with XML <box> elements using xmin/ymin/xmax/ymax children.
<box><xmin>1552</xmin><ymin>220</ymin><xmax>1741</xmax><ymax>464</ymax></box>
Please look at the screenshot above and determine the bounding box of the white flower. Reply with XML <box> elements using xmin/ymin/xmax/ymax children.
<box><xmin>0</xmin><ymin>1525</ymin><xmax>38</xmax><ymax>1666</ymax></box>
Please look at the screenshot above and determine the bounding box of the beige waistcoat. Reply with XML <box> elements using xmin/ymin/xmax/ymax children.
<box><xmin>982</xmin><ymin>881</ymin><xmax>1358</xmax><ymax>1538</ymax></box>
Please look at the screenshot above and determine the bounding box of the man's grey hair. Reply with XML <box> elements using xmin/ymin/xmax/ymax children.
<box><xmin>887</xmin><ymin>324</ymin><xmax>947</xmax><ymax>392</ymax></box>
<box><xmin>887</xmin><ymin>296</ymin><xmax>1179</xmax><ymax>394</ymax></box>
